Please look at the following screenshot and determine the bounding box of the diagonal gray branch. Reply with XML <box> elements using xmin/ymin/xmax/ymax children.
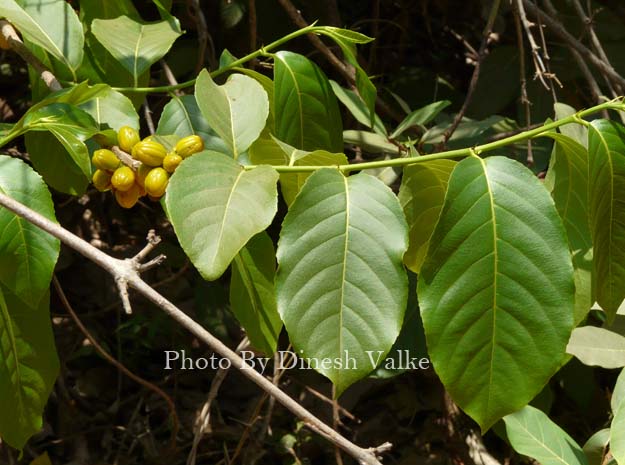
<box><xmin>0</xmin><ymin>190</ymin><xmax>388</xmax><ymax>465</ymax></box>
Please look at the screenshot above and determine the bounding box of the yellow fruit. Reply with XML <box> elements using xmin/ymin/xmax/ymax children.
<box><xmin>92</xmin><ymin>149</ymin><xmax>121</xmax><ymax>171</ymax></box>
<box><xmin>144</xmin><ymin>167</ymin><xmax>169</xmax><ymax>197</ymax></box>
<box><xmin>111</xmin><ymin>166</ymin><xmax>136</xmax><ymax>192</ymax></box>
<box><xmin>131</xmin><ymin>140</ymin><xmax>168</xmax><ymax>166</ymax></box>
<box><xmin>163</xmin><ymin>152</ymin><xmax>183</xmax><ymax>173</ymax></box>
<box><xmin>174</xmin><ymin>135</ymin><xmax>204</xmax><ymax>158</ymax></box>
<box><xmin>92</xmin><ymin>169</ymin><xmax>112</xmax><ymax>192</ymax></box>
<box><xmin>118</xmin><ymin>126</ymin><xmax>140</xmax><ymax>153</ymax></box>
<box><xmin>135</xmin><ymin>163</ymin><xmax>152</xmax><ymax>188</ymax></box>
<box><xmin>115</xmin><ymin>183</ymin><xmax>142</xmax><ymax>209</ymax></box>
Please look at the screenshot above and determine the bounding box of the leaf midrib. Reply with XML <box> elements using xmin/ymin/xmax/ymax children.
<box><xmin>211</xmin><ymin>171</ymin><xmax>244</xmax><ymax>268</ymax></box>
<box><xmin>337</xmin><ymin>174</ymin><xmax>350</xmax><ymax>388</ymax></box>
<box><xmin>0</xmin><ymin>287</ymin><xmax>24</xmax><ymax>417</ymax></box>
<box><xmin>278</xmin><ymin>57</ymin><xmax>304</xmax><ymax>149</ymax></box>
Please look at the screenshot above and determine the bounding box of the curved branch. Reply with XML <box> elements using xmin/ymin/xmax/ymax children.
<box><xmin>0</xmin><ymin>191</ymin><xmax>387</xmax><ymax>465</ymax></box>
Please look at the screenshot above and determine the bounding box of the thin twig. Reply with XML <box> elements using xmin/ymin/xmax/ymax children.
<box><xmin>512</xmin><ymin>0</ymin><xmax>533</xmax><ymax>165</ymax></box>
<box><xmin>189</xmin><ymin>0</ymin><xmax>210</xmax><ymax>74</ymax></box>
<box><xmin>516</xmin><ymin>0</ymin><xmax>550</xmax><ymax>90</ymax></box>
<box><xmin>52</xmin><ymin>276</ymin><xmax>179</xmax><ymax>453</ymax></box>
<box><xmin>439</xmin><ymin>0</ymin><xmax>502</xmax><ymax>148</ymax></box>
<box><xmin>0</xmin><ymin>20</ymin><xmax>62</xmax><ymax>91</ymax></box>
<box><xmin>143</xmin><ymin>99</ymin><xmax>156</xmax><ymax>135</ymax></box>
<box><xmin>333</xmin><ymin>385</ymin><xmax>344</xmax><ymax>465</ymax></box>
<box><xmin>521</xmin><ymin>0</ymin><xmax>625</xmax><ymax>91</ymax></box>
<box><xmin>0</xmin><ymin>191</ymin><xmax>387</xmax><ymax>465</ymax></box>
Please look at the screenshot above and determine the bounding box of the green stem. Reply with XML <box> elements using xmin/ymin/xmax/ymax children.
<box><xmin>243</xmin><ymin>99</ymin><xmax>625</xmax><ymax>173</ymax></box>
<box><xmin>111</xmin><ymin>24</ymin><xmax>318</xmax><ymax>93</ymax></box>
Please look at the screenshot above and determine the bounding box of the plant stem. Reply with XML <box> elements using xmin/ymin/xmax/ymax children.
<box><xmin>111</xmin><ymin>24</ymin><xmax>319</xmax><ymax>93</ymax></box>
<box><xmin>243</xmin><ymin>99</ymin><xmax>625</xmax><ymax>173</ymax></box>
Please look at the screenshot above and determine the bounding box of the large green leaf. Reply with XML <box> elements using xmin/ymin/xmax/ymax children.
<box><xmin>195</xmin><ymin>70</ymin><xmax>269</xmax><ymax>159</ymax></box>
<box><xmin>503</xmin><ymin>405</ymin><xmax>589</xmax><ymax>465</ymax></box>
<box><xmin>398</xmin><ymin>159</ymin><xmax>456</xmax><ymax>274</ymax></box>
<box><xmin>79</xmin><ymin>0</ymin><xmax>141</xmax><ymax>24</ymax></box>
<box><xmin>249</xmin><ymin>136</ymin><xmax>347</xmax><ymax>206</ymax></box>
<box><xmin>543</xmin><ymin>133</ymin><xmax>593</xmax><ymax>325</ymax></box>
<box><xmin>418</xmin><ymin>156</ymin><xmax>575</xmax><ymax>431</ymax></box>
<box><xmin>555</xmin><ymin>103</ymin><xmax>588</xmax><ymax>148</ymax></box>
<box><xmin>156</xmin><ymin>94</ymin><xmax>228</xmax><ymax>154</ymax></box>
<box><xmin>0</xmin><ymin>285</ymin><xmax>59</xmax><ymax>450</ymax></box>
<box><xmin>566</xmin><ymin>326</ymin><xmax>625</xmax><ymax>368</ymax></box>
<box><xmin>165</xmin><ymin>152</ymin><xmax>279</xmax><ymax>281</ymax></box>
<box><xmin>91</xmin><ymin>15</ymin><xmax>182</xmax><ymax>85</ymax></box>
<box><xmin>230</xmin><ymin>232</ymin><xmax>282</xmax><ymax>355</ymax></box>
<box><xmin>276</xmin><ymin>169</ymin><xmax>408</xmax><ymax>395</ymax></box>
<box><xmin>0</xmin><ymin>0</ymin><xmax>83</xmax><ymax>79</ymax></box>
<box><xmin>0</xmin><ymin>156</ymin><xmax>60</xmax><ymax>307</ymax></box>
<box><xmin>78</xmin><ymin>86</ymin><xmax>139</xmax><ymax>132</ymax></box>
<box><xmin>274</xmin><ymin>51</ymin><xmax>343</xmax><ymax>153</ymax></box>
<box><xmin>612</xmin><ymin>368</ymin><xmax>625</xmax><ymax>412</ymax></box>
<box><xmin>588</xmin><ymin>120</ymin><xmax>625</xmax><ymax>321</ymax></box>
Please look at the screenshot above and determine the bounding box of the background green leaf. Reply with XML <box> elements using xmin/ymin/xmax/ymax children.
<box><xmin>276</xmin><ymin>169</ymin><xmax>408</xmax><ymax>395</ymax></box>
<box><xmin>390</xmin><ymin>100</ymin><xmax>451</xmax><ymax>139</ymax></box>
<box><xmin>195</xmin><ymin>70</ymin><xmax>269</xmax><ymax>158</ymax></box>
<box><xmin>165</xmin><ymin>152</ymin><xmax>278</xmax><ymax>281</ymax></box>
<box><xmin>566</xmin><ymin>326</ymin><xmax>625</xmax><ymax>368</ymax></box>
<box><xmin>329</xmin><ymin>80</ymin><xmax>386</xmax><ymax>136</ymax></box>
<box><xmin>0</xmin><ymin>0</ymin><xmax>84</xmax><ymax>79</ymax></box>
<box><xmin>398</xmin><ymin>159</ymin><xmax>456</xmax><ymax>273</ymax></box>
<box><xmin>588</xmin><ymin>120</ymin><xmax>625</xmax><ymax>321</ymax></box>
<box><xmin>418</xmin><ymin>156</ymin><xmax>575</xmax><ymax>430</ymax></box>
<box><xmin>156</xmin><ymin>94</ymin><xmax>228</xmax><ymax>154</ymax></box>
<box><xmin>91</xmin><ymin>15</ymin><xmax>182</xmax><ymax>85</ymax></box>
<box><xmin>504</xmin><ymin>405</ymin><xmax>589</xmax><ymax>465</ymax></box>
<box><xmin>583</xmin><ymin>429</ymin><xmax>610</xmax><ymax>465</ymax></box>
<box><xmin>230</xmin><ymin>232</ymin><xmax>282</xmax><ymax>355</ymax></box>
<box><xmin>274</xmin><ymin>51</ymin><xmax>343</xmax><ymax>152</ymax></box>
<box><xmin>543</xmin><ymin>133</ymin><xmax>593</xmax><ymax>325</ymax></box>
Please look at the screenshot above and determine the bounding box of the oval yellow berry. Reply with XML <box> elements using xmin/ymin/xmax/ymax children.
<box><xmin>135</xmin><ymin>163</ymin><xmax>152</xmax><ymax>188</ymax></box>
<box><xmin>115</xmin><ymin>183</ymin><xmax>142</xmax><ymax>209</ymax></box>
<box><xmin>163</xmin><ymin>152</ymin><xmax>183</xmax><ymax>173</ymax></box>
<box><xmin>92</xmin><ymin>149</ymin><xmax>121</xmax><ymax>171</ymax></box>
<box><xmin>144</xmin><ymin>167</ymin><xmax>169</xmax><ymax>198</ymax></box>
<box><xmin>118</xmin><ymin>126</ymin><xmax>141</xmax><ymax>153</ymax></box>
<box><xmin>131</xmin><ymin>140</ymin><xmax>168</xmax><ymax>167</ymax></box>
<box><xmin>111</xmin><ymin>166</ymin><xmax>136</xmax><ymax>192</ymax></box>
<box><xmin>175</xmin><ymin>135</ymin><xmax>204</xmax><ymax>158</ymax></box>
<box><xmin>92</xmin><ymin>169</ymin><xmax>112</xmax><ymax>192</ymax></box>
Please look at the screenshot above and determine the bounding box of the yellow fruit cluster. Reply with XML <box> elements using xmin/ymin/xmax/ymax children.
<box><xmin>91</xmin><ymin>126</ymin><xmax>205</xmax><ymax>209</ymax></box>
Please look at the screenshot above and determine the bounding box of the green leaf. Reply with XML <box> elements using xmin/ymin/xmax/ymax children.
<box><xmin>276</xmin><ymin>169</ymin><xmax>408</xmax><ymax>395</ymax></box>
<box><xmin>78</xmin><ymin>86</ymin><xmax>139</xmax><ymax>132</ymax></box>
<box><xmin>165</xmin><ymin>152</ymin><xmax>279</xmax><ymax>281</ymax></box>
<box><xmin>329</xmin><ymin>80</ymin><xmax>386</xmax><ymax>136</ymax></box>
<box><xmin>91</xmin><ymin>15</ymin><xmax>182</xmax><ymax>85</ymax></box>
<box><xmin>0</xmin><ymin>0</ymin><xmax>83</xmax><ymax>79</ymax></box>
<box><xmin>230</xmin><ymin>232</ymin><xmax>282</xmax><ymax>355</ymax></box>
<box><xmin>555</xmin><ymin>103</ymin><xmax>588</xmax><ymax>148</ymax></box>
<box><xmin>315</xmin><ymin>28</ymin><xmax>376</xmax><ymax>125</ymax></box>
<box><xmin>79</xmin><ymin>0</ymin><xmax>141</xmax><ymax>23</ymax></box>
<box><xmin>503</xmin><ymin>405</ymin><xmax>589</xmax><ymax>465</ymax></box>
<box><xmin>566</xmin><ymin>326</ymin><xmax>625</xmax><ymax>368</ymax></box>
<box><xmin>274</xmin><ymin>51</ymin><xmax>343</xmax><ymax>152</ymax></box>
<box><xmin>0</xmin><ymin>156</ymin><xmax>60</xmax><ymax>307</ymax></box>
<box><xmin>612</xmin><ymin>368</ymin><xmax>625</xmax><ymax>413</ymax></box>
<box><xmin>418</xmin><ymin>156</ymin><xmax>575</xmax><ymax>431</ymax></box>
<box><xmin>156</xmin><ymin>94</ymin><xmax>228</xmax><ymax>154</ymax></box>
<box><xmin>25</xmin><ymin>132</ymin><xmax>90</xmax><ymax>195</ymax></box>
<box><xmin>390</xmin><ymin>100</ymin><xmax>451</xmax><ymax>139</ymax></box>
<box><xmin>583</xmin><ymin>429</ymin><xmax>610</xmax><ymax>465</ymax></box>
<box><xmin>343</xmin><ymin>130</ymin><xmax>398</xmax><ymax>154</ymax></box>
<box><xmin>588</xmin><ymin>120</ymin><xmax>625</xmax><ymax>321</ymax></box>
<box><xmin>231</xmin><ymin>67</ymin><xmax>275</xmax><ymax>133</ymax></box>
<box><xmin>0</xmin><ymin>285</ymin><xmax>59</xmax><ymax>450</ymax></box>
<box><xmin>398</xmin><ymin>159</ymin><xmax>456</xmax><ymax>274</ymax></box>
<box><xmin>543</xmin><ymin>133</ymin><xmax>593</xmax><ymax>325</ymax></box>
<box><xmin>20</xmin><ymin>103</ymin><xmax>99</xmax><ymax>194</ymax></box>
<box><xmin>195</xmin><ymin>70</ymin><xmax>269</xmax><ymax>158</ymax></box>
<box><xmin>249</xmin><ymin>136</ymin><xmax>347</xmax><ymax>206</ymax></box>
<box><xmin>612</xmin><ymin>401</ymin><xmax>625</xmax><ymax>465</ymax></box>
